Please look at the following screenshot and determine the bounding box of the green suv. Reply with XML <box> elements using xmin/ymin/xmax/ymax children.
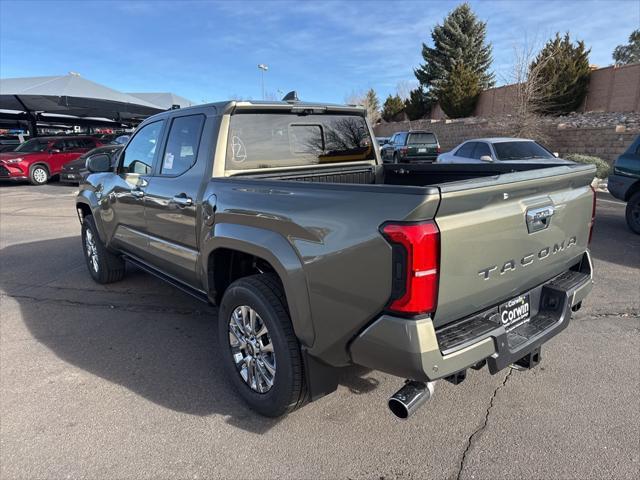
<box><xmin>380</xmin><ymin>130</ymin><xmax>440</xmax><ymax>163</ymax></box>
<box><xmin>608</xmin><ymin>135</ymin><xmax>640</xmax><ymax>234</ymax></box>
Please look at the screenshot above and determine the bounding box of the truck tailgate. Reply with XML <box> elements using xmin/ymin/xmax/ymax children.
<box><xmin>433</xmin><ymin>164</ymin><xmax>595</xmax><ymax>327</ymax></box>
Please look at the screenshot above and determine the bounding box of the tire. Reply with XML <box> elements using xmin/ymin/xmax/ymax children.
<box><xmin>81</xmin><ymin>215</ymin><xmax>126</xmax><ymax>283</ymax></box>
<box><xmin>29</xmin><ymin>164</ymin><xmax>49</xmax><ymax>185</ymax></box>
<box><xmin>625</xmin><ymin>191</ymin><xmax>640</xmax><ymax>235</ymax></box>
<box><xmin>218</xmin><ymin>273</ymin><xmax>307</xmax><ymax>417</ymax></box>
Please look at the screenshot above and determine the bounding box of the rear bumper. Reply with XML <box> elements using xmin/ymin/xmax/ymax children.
<box><xmin>350</xmin><ymin>251</ymin><xmax>593</xmax><ymax>381</ymax></box>
<box><xmin>607</xmin><ymin>173</ymin><xmax>636</xmax><ymax>201</ymax></box>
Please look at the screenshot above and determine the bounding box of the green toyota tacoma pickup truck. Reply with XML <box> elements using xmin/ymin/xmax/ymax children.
<box><xmin>76</xmin><ymin>99</ymin><xmax>596</xmax><ymax>418</ymax></box>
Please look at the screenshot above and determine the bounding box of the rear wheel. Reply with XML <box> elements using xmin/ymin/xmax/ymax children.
<box><xmin>29</xmin><ymin>164</ymin><xmax>49</xmax><ymax>185</ymax></box>
<box><xmin>81</xmin><ymin>215</ymin><xmax>126</xmax><ymax>283</ymax></box>
<box><xmin>625</xmin><ymin>191</ymin><xmax>640</xmax><ymax>234</ymax></box>
<box><xmin>218</xmin><ymin>273</ymin><xmax>306</xmax><ymax>417</ymax></box>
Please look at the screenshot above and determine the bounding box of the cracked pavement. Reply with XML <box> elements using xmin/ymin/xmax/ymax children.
<box><xmin>1</xmin><ymin>183</ymin><xmax>639</xmax><ymax>479</ymax></box>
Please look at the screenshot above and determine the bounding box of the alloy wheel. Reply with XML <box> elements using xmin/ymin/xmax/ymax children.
<box><xmin>228</xmin><ymin>305</ymin><xmax>276</xmax><ymax>393</ymax></box>
<box><xmin>85</xmin><ymin>229</ymin><xmax>99</xmax><ymax>273</ymax></box>
<box><xmin>33</xmin><ymin>167</ymin><xmax>47</xmax><ymax>184</ymax></box>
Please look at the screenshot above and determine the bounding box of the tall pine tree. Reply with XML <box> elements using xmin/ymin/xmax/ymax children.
<box><xmin>363</xmin><ymin>88</ymin><xmax>381</xmax><ymax>124</ymax></box>
<box><xmin>415</xmin><ymin>2</ymin><xmax>494</xmax><ymax>102</ymax></box>
<box><xmin>530</xmin><ymin>33</ymin><xmax>590</xmax><ymax>114</ymax></box>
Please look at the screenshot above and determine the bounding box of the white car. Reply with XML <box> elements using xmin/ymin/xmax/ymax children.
<box><xmin>437</xmin><ymin>137</ymin><xmax>572</xmax><ymax>164</ymax></box>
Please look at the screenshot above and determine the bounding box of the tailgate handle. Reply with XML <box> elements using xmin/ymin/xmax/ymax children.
<box><xmin>526</xmin><ymin>206</ymin><xmax>555</xmax><ymax>233</ymax></box>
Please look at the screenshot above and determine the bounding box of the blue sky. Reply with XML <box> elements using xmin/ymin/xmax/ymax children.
<box><xmin>1</xmin><ymin>0</ymin><xmax>638</xmax><ymax>104</ymax></box>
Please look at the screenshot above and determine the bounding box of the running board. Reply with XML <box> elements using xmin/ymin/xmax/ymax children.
<box><xmin>123</xmin><ymin>255</ymin><xmax>210</xmax><ymax>304</ymax></box>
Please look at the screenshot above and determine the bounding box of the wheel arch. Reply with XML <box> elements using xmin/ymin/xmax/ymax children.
<box><xmin>75</xmin><ymin>193</ymin><xmax>107</xmax><ymax>243</ymax></box>
<box><xmin>624</xmin><ymin>180</ymin><xmax>640</xmax><ymax>201</ymax></box>
<box><xmin>202</xmin><ymin>223</ymin><xmax>314</xmax><ymax>347</ymax></box>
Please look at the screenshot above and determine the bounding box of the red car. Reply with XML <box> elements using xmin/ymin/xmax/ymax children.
<box><xmin>0</xmin><ymin>136</ymin><xmax>102</xmax><ymax>185</ymax></box>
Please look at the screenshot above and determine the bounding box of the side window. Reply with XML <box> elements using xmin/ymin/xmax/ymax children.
<box><xmin>119</xmin><ymin>121</ymin><xmax>164</xmax><ymax>175</ymax></box>
<box><xmin>397</xmin><ymin>133</ymin><xmax>407</xmax><ymax>145</ymax></box>
<box><xmin>65</xmin><ymin>139</ymin><xmax>80</xmax><ymax>150</ymax></box>
<box><xmin>456</xmin><ymin>142</ymin><xmax>476</xmax><ymax>158</ymax></box>
<box><xmin>472</xmin><ymin>142</ymin><xmax>492</xmax><ymax>159</ymax></box>
<box><xmin>160</xmin><ymin>115</ymin><xmax>205</xmax><ymax>176</ymax></box>
<box><xmin>81</xmin><ymin>138</ymin><xmax>96</xmax><ymax>149</ymax></box>
<box><xmin>52</xmin><ymin>140</ymin><xmax>65</xmax><ymax>151</ymax></box>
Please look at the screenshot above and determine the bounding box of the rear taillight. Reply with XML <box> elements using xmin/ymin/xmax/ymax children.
<box><xmin>436</xmin><ymin>145</ymin><xmax>441</xmax><ymax>154</ymax></box>
<box><xmin>588</xmin><ymin>185</ymin><xmax>597</xmax><ymax>245</ymax></box>
<box><xmin>400</xmin><ymin>146</ymin><xmax>408</xmax><ymax>157</ymax></box>
<box><xmin>381</xmin><ymin>221</ymin><xmax>440</xmax><ymax>315</ymax></box>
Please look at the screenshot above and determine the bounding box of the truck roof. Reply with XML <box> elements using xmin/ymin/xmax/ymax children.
<box><xmin>156</xmin><ymin>99</ymin><xmax>367</xmax><ymax>116</ymax></box>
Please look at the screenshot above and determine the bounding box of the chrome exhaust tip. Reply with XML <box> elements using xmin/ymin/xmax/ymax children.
<box><xmin>388</xmin><ymin>380</ymin><xmax>435</xmax><ymax>419</ymax></box>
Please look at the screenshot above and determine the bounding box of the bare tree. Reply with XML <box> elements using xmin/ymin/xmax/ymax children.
<box><xmin>395</xmin><ymin>80</ymin><xmax>417</xmax><ymax>101</ymax></box>
<box><xmin>507</xmin><ymin>40</ymin><xmax>560</xmax><ymax>142</ymax></box>
<box><xmin>344</xmin><ymin>88</ymin><xmax>381</xmax><ymax>125</ymax></box>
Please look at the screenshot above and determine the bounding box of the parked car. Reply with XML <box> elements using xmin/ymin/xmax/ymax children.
<box><xmin>95</xmin><ymin>133</ymin><xmax>124</xmax><ymax>143</ymax></box>
<box><xmin>112</xmin><ymin>135</ymin><xmax>130</xmax><ymax>145</ymax></box>
<box><xmin>380</xmin><ymin>130</ymin><xmax>440</xmax><ymax>163</ymax></box>
<box><xmin>608</xmin><ymin>135</ymin><xmax>640</xmax><ymax>234</ymax></box>
<box><xmin>376</xmin><ymin>136</ymin><xmax>389</xmax><ymax>147</ymax></box>
<box><xmin>77</xmin><ymin>100</ymin><xmax>595</xmax><ymax>418</ymax></box>
<box><xmin>438</xmin><ymin>138</ymin><xmax>571</xmax><ymax>164</ymax></box>
<box><xmin>59</xmin><ymin>144</ymin><xmax>123</xmax><ymax>184</ymax></box>
<box><xmin>0</xmin><ymin>136</ymin><xmax>102</xmax><ymax>185</ymax></box>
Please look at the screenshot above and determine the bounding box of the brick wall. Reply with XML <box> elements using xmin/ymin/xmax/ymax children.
<box><xmin>429</xmin><ymin>63</ymin><xmax>640</xmax><ymax>119</ymax></box>
<box><xmin>374</xmin><ymin>118</ymin><xmax>639</xmax><ymax>164</ymax></box>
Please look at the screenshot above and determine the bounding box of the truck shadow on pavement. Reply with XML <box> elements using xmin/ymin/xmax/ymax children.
<box><xmin>1</xmin><ymin>236</ymin><xmax>378</xmax><ymax>434</ymax></box>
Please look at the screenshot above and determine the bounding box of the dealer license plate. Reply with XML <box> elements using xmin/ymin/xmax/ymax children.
<box><xmin>499</xmin><ymin>294</ymin><xmax>530</xmax><ymax>331</ymax></box>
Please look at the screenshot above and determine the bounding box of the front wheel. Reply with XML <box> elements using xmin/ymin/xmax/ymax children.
<box><xmin>625</xmin><ymin>191</ymin><xmax>640</xmax><ymax>234</ymax></box>
<box><xmin>29</xmin><ymin>164</ymin><xmax>49</xmax><ymax>185</ymax></box>
<box><xmin>218</xmin><ymin>273</ymin><xmax>307</xmax><ymax>417</ymax></box>
<box><xmin>81</xmin><ymin>215</ymin><xmax>126</xmax><ymax>283</ymax></box>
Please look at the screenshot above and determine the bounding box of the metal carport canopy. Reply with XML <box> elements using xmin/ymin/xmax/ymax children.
<box><xmin>0</xmin><ymin>73</ymin><xmax>163</xmax><ymax>132</ymax></box>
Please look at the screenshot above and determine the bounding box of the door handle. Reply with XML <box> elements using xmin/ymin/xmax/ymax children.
<box><xmin>131</xmin><ymin>189</ymin><xmax>145</xmax><ymax>198</ymax></box>
<box><xmin>172</xmin><ymin>194</ymin><xmax>193</xmax><ymax>207</ymax></box>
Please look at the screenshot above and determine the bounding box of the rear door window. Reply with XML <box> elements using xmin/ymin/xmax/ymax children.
<box><xmin>160</xmin><ymin>114</ymin><xmax>205</xmax><ymax>176</ymax></box>
<box><xmin>456</xmin><ymin>142</ymin><xmax>476</xmax><ymax>158</ymax></box>
<box><xmin>407</xmin><ymin>132</ymin><xmax>436</xmax><ymax>145</ymax></box>
<box><xmin>226</xmin><ymin>113</ymin><xmax>375</xmax><ymax>170</ymax></box>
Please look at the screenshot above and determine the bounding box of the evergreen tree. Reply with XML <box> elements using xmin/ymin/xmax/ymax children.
<box><xmin>531</xmin><ymin>33</ymin><xmax>591</xmax><ymax>114</ymax></box>
<box><xmin>363</xmin><ymin>88</ymin><xmax>381</xmax><ymax>124</ymax></box>
<box><xmin>382</xmin><ymin>95</ymin><xmax>405</xmax><ymax>121</ymax></box>
<box><xmin>613</xmin><ymin>29</ymin><xmax>640</xmax><ymax>66</ymax></box>
<box><xmin>414</xmin><ymin>2</ymin><xmax>494</xmax><ymax>101</ymax></box>
<box><xmin>439</xmin><ymin>63</ymin><xmax>482</xmax><ymax>118</ymax></box>
<box><xmin>404</xmin><ymin>88</ymin><xmax>432</xmax><ymax>120</ymax></box>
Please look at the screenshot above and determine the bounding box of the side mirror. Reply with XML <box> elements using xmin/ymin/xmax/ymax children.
<box><xmin>50</xmin><ymin>149</ymin><xmax>61</xmax><ymax>154</ymax></box>
<box><xmin>480</xmin><ymin>155</ymin><xmax>493</xmax><ymax>162</ymax></box>
<box><xmin>86</xmin><ymin>153</ymin><xmax>112</xmax><ymax>173</ymax></box>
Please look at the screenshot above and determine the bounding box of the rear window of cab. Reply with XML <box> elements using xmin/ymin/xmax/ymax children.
<box><xmin>225</xmin><ymin>113</ymin><xmax>375</xmax><ymax>170</ymax></box>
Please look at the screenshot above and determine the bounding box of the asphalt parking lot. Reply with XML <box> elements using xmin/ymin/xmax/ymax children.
<box><xmin>1</xmin><ymin>182</ymin><xmax>639</xmax><ymax>480</ymax></box>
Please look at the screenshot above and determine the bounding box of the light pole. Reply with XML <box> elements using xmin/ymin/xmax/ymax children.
<box><xmin>258</xmin><ymin>64</ymin><xmax>268</xmax><ymax>100</ymax></box>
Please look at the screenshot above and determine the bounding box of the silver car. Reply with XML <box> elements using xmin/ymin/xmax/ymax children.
<box><xmin>437</xmin><ymin>137</ymin><xmax>571</xmax><ymax>164</ymax></box>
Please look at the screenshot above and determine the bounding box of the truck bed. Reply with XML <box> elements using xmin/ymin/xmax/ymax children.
<box><xmin>236</xmin><ymin>162</ymin><xmax>568</xmax><ymax>188</ymax></box>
